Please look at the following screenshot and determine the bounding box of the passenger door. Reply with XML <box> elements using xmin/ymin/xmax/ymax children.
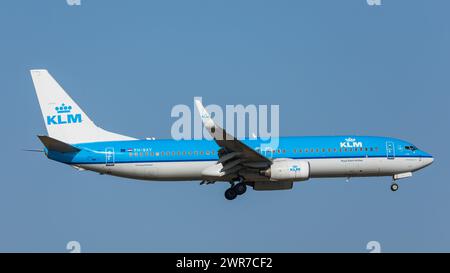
<box><xmin>105</xmin><ymin>147</ymin><xmax>115</xmax><ymax>166</ymax></box>
<box><xmin>386</xmin><ymin>141</ymin><xmax>395</xmax><ymax>160</ymax></box>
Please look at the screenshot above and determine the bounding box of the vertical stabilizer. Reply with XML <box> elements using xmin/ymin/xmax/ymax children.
<box><xmin>30</xmin><ymin>70</ymin><xmax>136</xmax><ymax>144</ymax></box>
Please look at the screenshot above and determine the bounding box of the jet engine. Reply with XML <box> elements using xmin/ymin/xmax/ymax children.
<box><xmin>263</xmin><ymin>160</ymin><xmax>310</xmax><ymax>182</ymax></box>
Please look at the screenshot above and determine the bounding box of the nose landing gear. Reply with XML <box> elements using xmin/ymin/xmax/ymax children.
<box><xmin>390</xmin><ymin>183</ymin><xmax>399</xmax><ymax>192</ymax></box>
<box><xmin>390</xmin><ymin>173</ymin><xmax>413</xmax><ymax>191</ymax></box>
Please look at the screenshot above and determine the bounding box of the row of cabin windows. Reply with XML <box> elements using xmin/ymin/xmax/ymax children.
<box><xmin>125</xmin><ymin>147</ymin><xmax>380</xmax><ymax>158</ymax></box>
<box><xmin>259</xmin><ymin>147</ymin><xmax>379</xmax><ymax>154</ymax></box>
<box><xmin>279</xmin><ymin>147</ymin><xmax>379</xmax><ymax>154</ymax></box>
<box><xmin>128</xmin><ymin>150</ymin><xmax>216</xmax><ymax>157</ymax></box>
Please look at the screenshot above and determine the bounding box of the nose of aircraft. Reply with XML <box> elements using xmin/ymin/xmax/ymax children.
<box><xmin>422</xmin><ymin>156</ymin><xmax>434</xmax><ymax>167</ymax></box>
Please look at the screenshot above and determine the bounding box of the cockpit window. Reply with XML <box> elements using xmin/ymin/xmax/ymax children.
<box><xmin>405</xmin><ymin>146</ymin><xmax>418</xmax><ymax>151</ymax></box>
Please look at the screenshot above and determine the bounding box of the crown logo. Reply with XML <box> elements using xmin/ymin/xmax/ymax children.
<box><xmin>55</xmin><ymin>103</ymin><xmax>72</xmax><ymax>114</ymax></box>
<box><xmin>345</xmin><ymin>137</ymin><xmax>356</xmax><ymax>142</ymax></box>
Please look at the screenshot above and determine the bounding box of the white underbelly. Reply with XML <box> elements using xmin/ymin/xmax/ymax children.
<box><xmin>309</xmin><ymin>157</ymin><xmax>423</xmax><ymax>178</ymax></box>
<box><xmin>77</xmin><ymin>157</ymin><xmax>424</xmax><ymax>181</ymax></box>
<box><xmin>78</xmin><ymin>161</ymin><xmax>215</xmax><ymax>181</ymax></box>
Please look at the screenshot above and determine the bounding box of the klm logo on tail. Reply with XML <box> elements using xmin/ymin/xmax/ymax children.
<box><xmin>47</xmin><ymin>103</ymin><xmax>82</xmax><ymax>125</ymax></box>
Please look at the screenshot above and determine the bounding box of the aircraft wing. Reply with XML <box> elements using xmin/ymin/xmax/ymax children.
<box><xmin>194</xmin><ymin>100</ymin><xmax>271</xmax><ymax>178</ymax></box>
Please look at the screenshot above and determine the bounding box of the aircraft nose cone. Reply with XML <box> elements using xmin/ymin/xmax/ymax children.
<box><xmin>424</xmin><ymin>157</ymin><xmax>434</xmax><ymax>167</ymax></box>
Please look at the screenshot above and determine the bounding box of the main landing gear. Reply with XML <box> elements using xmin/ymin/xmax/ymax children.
<box><xmin>224</xmin><ymin>181</ymin><xmax>247</xmax><ymax>200</ymax></box>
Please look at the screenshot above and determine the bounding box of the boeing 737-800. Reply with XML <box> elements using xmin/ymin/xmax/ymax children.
<box><xmin>30</xmin><ymin>70</ymin><xmax>434</xmax><ymax>200</ymax></box>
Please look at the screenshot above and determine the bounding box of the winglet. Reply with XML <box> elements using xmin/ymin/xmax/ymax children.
<box><xmin>194</xmin><ymin>99</ymin><xmax>215</xmax><ymax>129</ymax></box>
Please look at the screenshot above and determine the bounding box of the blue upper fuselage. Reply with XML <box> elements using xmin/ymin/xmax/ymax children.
<box><xmin>46</xmin><ymin>136</ymin><xmax>433</xmax><ymax>165</ymax></box>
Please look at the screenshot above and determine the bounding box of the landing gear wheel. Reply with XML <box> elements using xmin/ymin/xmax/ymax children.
<box><xmin>391</xmin><ymin>183</ymin><xmax>399</xmax><ymax>192</ymax></box>
<box><xmin>224</xmin><ymin>188</ymin><xmax>237</xmax><ymax>200</ymax></box>
<box><xmin>234</xmin><ymin>183</ymin><xmax>247</xmax><ymax>195</ymax></box>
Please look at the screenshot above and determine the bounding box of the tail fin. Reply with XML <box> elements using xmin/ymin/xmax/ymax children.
<box><xmin>30</xmin><ymin>70</ymin><xmax>136</xmax><ymax>144</ymax></box>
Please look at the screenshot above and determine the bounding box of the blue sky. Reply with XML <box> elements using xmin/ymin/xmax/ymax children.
<box><xmin>0</xmin><ymin>0</ymin><xmax>449</xmax><ymax>252</ymax></box>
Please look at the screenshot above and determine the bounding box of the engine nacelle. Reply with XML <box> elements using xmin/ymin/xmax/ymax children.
<box><xmin>264</xmin><ymin>160</ymin><xmax>310</xmax><ymax>182</ymax></box>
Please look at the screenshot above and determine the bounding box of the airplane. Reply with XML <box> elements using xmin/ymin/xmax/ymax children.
<box><xmin>30</xmin><ymin>69</ymin><xmax>434</xmax><ymax>200</ymax></box>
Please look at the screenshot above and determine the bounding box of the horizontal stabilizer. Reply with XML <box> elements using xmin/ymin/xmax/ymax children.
<box><xmin>22</xmin><ymin>149</ymin><xmax>44</xmax><ymax>152</ymax></box>
<box><xmin>37</xmin><ymin>135</ymin><xmax>80</xmax><ymax>153</ymax></box>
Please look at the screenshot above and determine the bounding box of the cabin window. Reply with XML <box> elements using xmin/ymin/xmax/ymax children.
<box><xmin>134</xmin><ymin>152</ymin><xmax>138</xmax><ymax>157</ymax></box>
<box><xmin>360</xmin><ymin>148</ymin><xmax>363</xmax><ymax>152</ymax></box>
<box><xmin>304</xmin><ymin>149</ymin><xmax>308</xmax><ymax>153</ymax></box>
<box><xmin>365</xmin><ymin>148</ymin><xmax>368</xmax><ymax>152</ymax></box>
<box><xmin>140</xmin><ymin>152</ymin><xmax>143</xmax><ymax>157</ymax></box>
<box><xmin>150</xmin><ymin>152</ymin><xmax>154</xmax><ymax>156</ymax></box>
<box><xmin>344</xmin><ymin>148</ymin><xmax>348</xmax><ymax>152</ymax></box>
<box><xmin>129</xmin><ymin>152</ymin><xmax>133</xmax><ymax>157</ymax></box>
<box><xmin>194</xmin><ymin>151</ymin><xmax>198</xmax><ymax>156</ymax></box>
<box><xmin>155</xmin><ymin>152</ymin><xmax>159</xmax><ymax>156</ymax></box>
<box><xmin>282</xmin><ymin>149</ymin><xmax>286</xmax><ymax>154</ymax></box>
<box><xmin>183</xmin><ymin>151</ymin><xmax>186</xmax><ymax>156</ymax></box>
<box><xmin>328</xmin><ymin>148</ymin><xmax>331</xmax><ymax>152</ymax></box>
<box><xmin>200</xmin><ymin>151</ymin><xmax>204</xmax><ymax>155</ymax></box>
<box><xmin>145</xmin><ymin>152</ymin><xmax>149</xmax><ymax>157</ymax></box>
<box><xmin>375</xmin><ymin>147</ymin><xmax>379</xmax><ymax>151</ymax></box>
<box><xmin>293</xmin><ymin>149</ymin><xmax>296</xmax><ymax>153</ymax></box>
<box><xmin>206</xmin><ymin>151</ymin><xmax>210</xmax><ymax>155</ymax></box>
<box><xmin>299</xmin><ymin>149</ymin><xmax>302</xmax><ymax>153</ymax></box>
<box><xmin>322</xmin><ymin>148</ymin><xmax>326</xmax><ymax>153</ymax></box>
<box><xmin>188</xmin><ymin>151</ymin><xmax>192</xmax><ymax>156</ymax></box>
<box><xmin>161</xmin><ymin>152</ymin><xmax>165</xmax><ymax>156</ymax></box>
<box><xmin>211</xmin><ymin>150</ymin><xmax>215</xmax><ymax>155</ymax></box>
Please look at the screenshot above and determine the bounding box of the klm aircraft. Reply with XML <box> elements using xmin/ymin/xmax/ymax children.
<box><xmin>30</xmin><ymin>70</ymin><xmax>434</xmax><ymax>200</ymax></box>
